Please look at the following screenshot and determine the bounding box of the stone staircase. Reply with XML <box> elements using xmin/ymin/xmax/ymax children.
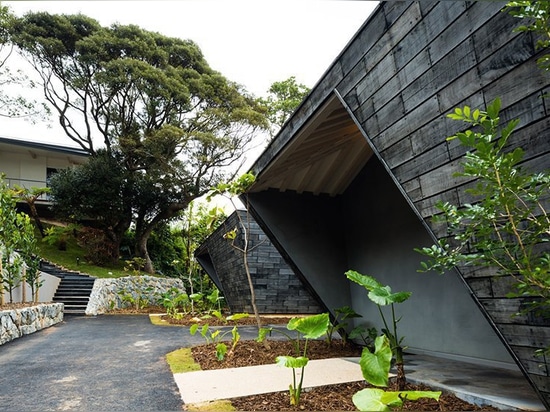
<box><xmin>40</xmin><ymin>261</ymin><xmax>96</xmax><ymax>315</ymax></box>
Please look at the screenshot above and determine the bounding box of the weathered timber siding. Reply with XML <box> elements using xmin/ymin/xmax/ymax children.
<box><xmin>194</xmin><ymin>211</ymin><xmax>323</xmax><ymax>314</ymax></box>
<box><xmin>337</xmin><ymin>2</ymin><xmax>550</xmax><ymax>406</ymax></box>
<box><xmin>250</xmin><ymin>1</ymin><xmax>549</xmax><ymax>407</ymax></box>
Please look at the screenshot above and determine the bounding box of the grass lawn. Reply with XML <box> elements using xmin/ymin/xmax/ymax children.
<box><xmin>37</xmin><ymin>228</ymin><xmax>134</xmax><ymax>278</ymax></box>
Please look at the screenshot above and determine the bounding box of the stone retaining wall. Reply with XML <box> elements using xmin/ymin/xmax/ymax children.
<box><xmin>86</xmin><ymin>276</ymin><xmax>185</xmax><ymax>315</ymax></box>
<box><xmin>0</xmin><ymin>303</ymin><xmax>64</xmax><ymax>345</ymax></box>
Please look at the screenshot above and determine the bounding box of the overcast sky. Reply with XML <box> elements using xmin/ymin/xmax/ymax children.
<box><xmin>1</xmin><ymin>1</ymin><xmax>378</xmax><ymax>147</ymax></box>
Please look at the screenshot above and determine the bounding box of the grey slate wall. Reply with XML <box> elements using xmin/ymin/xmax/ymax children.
<box><xmin>195</xmin><ymin>211</ymin><xmax>323</xmax><ymax>314</ymax></box>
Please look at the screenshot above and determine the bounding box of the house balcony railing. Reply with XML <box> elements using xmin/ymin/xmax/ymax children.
<box><xmin>4</xmin><ymin>177</ymin><xmax>51</xmax><ymax>201</ymax></box>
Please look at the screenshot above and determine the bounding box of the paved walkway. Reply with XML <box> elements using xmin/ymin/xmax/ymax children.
<box><xmin>0</xmin><ymin>315</ymin><xmax>545</xmax><ymax>411</ymax></box>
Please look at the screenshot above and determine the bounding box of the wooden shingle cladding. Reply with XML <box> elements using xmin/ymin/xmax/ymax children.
<box><xmin>249</xmin><ymin>1</ymin><xmax>549</xmax><ymax>407</ymax></box>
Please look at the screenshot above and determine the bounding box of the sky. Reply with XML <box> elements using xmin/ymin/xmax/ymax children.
<box><xmin>1</xmin><ymin>1</ymin><xmax>379</xmax><ymax>147</ymax></box>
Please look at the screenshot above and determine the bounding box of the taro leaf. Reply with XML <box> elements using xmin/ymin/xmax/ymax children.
<box><xmin>215</xmin><ymin>343</ymin><xmax>227</xmax><ymax>361</ymax></box>
<box><xmin>386</xmin><ymin>390</ymin><xmax>441</xmax><ymax>403</ymax></box>
<box><xmin>226</xmin><ymin>313</ymin><xmax>249</xmax><ymax>322</ymax></box>
<box><xmin>189</xmin><ymin>323</ymin><xmax>199</xmax><ymax>335</ymax></box>
<box><xmin>276</xmin><ymin>355</ymin><xmax>309</xmax><ymax>369</ymax></box>
<box><xmin>359</xmin><ymin>335</ymin><xmax>392</xmax><ymax>387</ymax></box>
<box><xmin>190</xmin><ymin>293</ymin><xmax>204</xmax><ymax>302</ymax></box>
<box><xmin>287</xmin><ymin>313</ymin><xmax>329</xmax><ymax>339</ymax></box>
<box><xmin>256</xmin><ymin>327</ymin><xmax>272</xmax><ymax>342</ymax></box>
<box><xmin>368</xmin><ymin>286</ymin><xmax>412</xmax><ymax>306</ymax></box>
<box><xmin>345</xmin><ymin>270</ymin><xmax>382</xmax><ymax>291</ymax></box>
<box><xmin>352</xmin><ymin>388</ymin><xmax>390</xmax><ymax>411</ymax></box>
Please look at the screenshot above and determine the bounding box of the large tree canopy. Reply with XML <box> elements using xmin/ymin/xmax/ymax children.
<box><xmin>6</xmin><ymin>12</ymin><xmax>268</xmax><ymax>272</ymax></box>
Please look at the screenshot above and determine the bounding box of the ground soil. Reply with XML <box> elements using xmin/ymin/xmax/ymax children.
<box><xmin>190</xmin><ymin>339</ymin><xmax>497</xmax><ymax>411</ymax></box>
<box><xmin>3</xmin><ymin>305</ymin><xmax>497</xmax><ymax>411</ymax></box>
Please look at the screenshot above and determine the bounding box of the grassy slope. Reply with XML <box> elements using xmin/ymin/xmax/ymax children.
<box><xmin>37</xmin><ymin>231</ymin><xmax>131</xmax><ymax>278</ymax></box>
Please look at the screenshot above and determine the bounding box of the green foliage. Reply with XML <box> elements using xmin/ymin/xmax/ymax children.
<box><xmin>345</xmin><ymin>270</ymin><xmax>411</xmax><ymax>389</ymax></box>
<box><xmin>0</xmin><ymin>175</ymin><xmax>42</xmax><ymax>303</ymax></box>
<box><xmin>359</xmin><ymin>335</ymin><xmax>393</xmax><ymax>387</ymax></box>
<box><xmin>7</xmin><ymin>12</ymin><xmax>268</xmax><ymax>274</ymax></box>
<box><xmin>272</xmin><ymin>313</ymin><xmax>330</xmax><ymax>406</ymax></box>
<box><xmin>326</xmin><ymin>305</ymin><xmax>363</xmax><ymax>345</ymax></box>
<box><xmin>352</xmin><ymin>388</ymin><xmax>441</xmax><ymax>412</ymax></box>
<box><xmin>259</xmin><ymin>76</ymin><xmax>310</xmax><ymax>137</ymax></box>
<box><xmin>353</xmin><ymin>334</ymin><xmax>441</xmax><ymax>411</ymax></box>
<box><xmin>505</xmin><ymin>1</ymin><xmax>550</xmax><ymax>70</ymax></box>
<box><xmin>189</xmin><ymin>312</ymin><xmax>248</xmax><ymax>361</ymax></box>
<box><xmin>415</xmin><ymin>98</ymin><xmax>550</xmax><ymax>319</ymax></box>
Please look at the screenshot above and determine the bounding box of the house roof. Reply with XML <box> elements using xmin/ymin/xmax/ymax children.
<box><xmin>0</xmin><ymin>136</ymin><xmax>90</xmax><ymax>158</ymax></box>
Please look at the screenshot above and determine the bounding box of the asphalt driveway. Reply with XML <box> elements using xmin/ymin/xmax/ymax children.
<box><xmin>0</xmin><ymin>315</ymin><xmax>252</xmax><ymax>411</ymax></box>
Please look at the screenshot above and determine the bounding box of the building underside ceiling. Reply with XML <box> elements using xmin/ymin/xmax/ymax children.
<box><xmin>250</xmin><ymin>95</ymin><xmax>373</xmax><ymax>197</ymax></box>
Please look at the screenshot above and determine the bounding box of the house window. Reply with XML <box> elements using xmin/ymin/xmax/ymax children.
<box><xmin>46</xmin><ymin>167</ymin><xmax>58</xmax><ymax>187</ymax></box>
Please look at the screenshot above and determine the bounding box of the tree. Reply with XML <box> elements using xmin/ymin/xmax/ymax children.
<box><xmin>49</xmin><ymin>150</ymin><xmax>132</xmax><ymax>264</ymax></box>
<box><xmin>0</xmin><ymin>6</ymin><xmax>49</xmax><ymax>121</ymax></box>
<box><xmin>7</xmin><ymin>12</ymin><xmax>268</xmax><ymax>272</ymax></box>
<box><xmin>260</xmin><ymin>76</ymin><xmax>310</xmax><ymax>137</ymax></box>
<box><xmin>11</xmin><ymin>185</ymin><xmax>50</xmax><ymax>238</ymax></box>
<box><xmin>0</xmin><ymin>175</ymin><xmax>40</xmax><ymax>303</ymax></box>
<box><xmin>415</xmin><ymin>98</ymin><xmax>550</xmax><ymax>319</ymax></box>
<box><xmin>208</xmin><ymin>173</ymin><xmax>264</xmax><ymax>331</ymax></box>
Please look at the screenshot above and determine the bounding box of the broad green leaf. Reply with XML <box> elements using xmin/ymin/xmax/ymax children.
<box><xmin>189</xmin><ymin>323</ymin><xmax>199</xmax><ymax>335</ymax></box>
<box><xmin>387</xmin><ymin>390</ymin><xmax>441</xmax><ymax>403</ymax></box>
<box><xmin>276</xmin><ymin>355</ymin><xmax>309</xmax><ymax>369</ymax></box>
<box><xmin>359</xmin><ymin>335</ymin><xmax>392</xmax><ymax>387</ymax></box>
<box><xmin>256</xmin><ymin>327</ymin><xmax>272</xmax><ymax>342</ymax></box>
<box><xmin>352</xmin><ymin>388</ymin><xmax>390</xmax><ymax>411</ymax></box>
<box><xmin>190</xmin><ymin>293</ymin><xmax>203</xmax><ymax>302</ymax></box>
<box><xmin>345</xmin><ymin>270</ymin><xmax>382</xmax><ymax>291</ymax></box>
<box><xmin>368</xmin><ymin>286</ymin><xmax>412</xmax><ymax>306</ymax></box>
<box><xmin>287</xmin><ymin>313</ymin><xmax>329</xmax><ymax>339</ymax></box>
<box><xmin>215</xmin><ymin>343</ymin><xmax>227</xmax><ymax>361</ymax></box>
<box><xmin>353</xmin><ymin>388</ymin><xmax>441</xmax><ymax>411</ymax></box>
<box><xmin>226</xmin><ymin>313</ymin><xmax>249</xmax><ymax>321</ymax></box>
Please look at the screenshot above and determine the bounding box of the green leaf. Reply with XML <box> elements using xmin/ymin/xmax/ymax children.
<box><xmin>486</xmin><ymin>97</ymin><xmax>501</xmax><ymax>119</ymax></box>
<box><xmin>352</xmin><ymin>388</ymin><xmax>390</xmax><ymax>411</ymax></box>
<box><xmin>345</xmin><ymin>270</ymin><xmax>382</xmax><ymax>291</ymax></box>
<box><xmin>352</xmin><ymin>388</ymin><xmax>441</xmax><ymax>411</ymax></box>
<box><xmin>359</xmin><ymin>335</ymin><xmax>392</xmax><ymax>387</ymax></box>
<box><xmin>189</xmin><ymin>323</ymin><xmax>199</xmax><ymax>335</ymax></box>
<box><xmin>226</xmin><ymin>313</ymin><xmax>249</xmax><ymax>321</ymax></box>
<box><xmin>287</xmin><ymin>313</ymin><xmax>329</xmax><ymax>339</ymax></box>
<box><xmin>368</xmin><ymin>286</ymin><xmax>412</xmax><ymax>306</ymax></box>
<box><xmin>256</xmin><ymin>327</ymin><xmax>272</xmax><ymax>342</ymax></box>
<box><xmin>276</xmin><ymin>355</ymin><xmax>309</xmax><ymax>369</ymax></box>
<box><xmin>215</xmin><ymin>343</ymin><xmax>227</xmax><ymax>361</ymax></box>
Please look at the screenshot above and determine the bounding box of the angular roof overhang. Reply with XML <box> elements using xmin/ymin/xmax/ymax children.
<box><xmin>249</xmin><ymin>94</ymin><xmax>372</xmax><ymax>197</ymax></box>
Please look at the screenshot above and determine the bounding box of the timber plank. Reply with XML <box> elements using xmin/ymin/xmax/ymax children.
<box><xmin>428</xmin><ymin>2</ymin><xmax>502</xmax><ymax>65</ymax></box>
<box><xmin>500</xmin><ymin>324</ymin><xmax>550</xmax><ymax>348</ymax></box>
<box><xmin>477</xmin><ymin>33</ymin><xmax>536</xmax><ymax>86</ymax></box>
<box><xmin>484</xmin><ymin>53</ymin><xmax>550</xmax><ymax>106</ymax></box>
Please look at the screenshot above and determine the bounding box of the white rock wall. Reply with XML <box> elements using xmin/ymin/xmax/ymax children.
<box><xmin>86</xmin><ymin>276</ymin><xmax>185</xmax><ymax>315</ymax></box>
<box><xmin>0</xmin><ymin>303</ymin><xmax>64</xmax><ymax>345</ymax></box>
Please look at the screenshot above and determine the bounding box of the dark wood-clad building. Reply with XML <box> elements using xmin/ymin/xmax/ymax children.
<box><xmin>244</xmin><ymin>2</ymin><xmax>549</xmax><ymax>408</ymax></box>
<box><xmin>194</xmin><ymin>210</ymin><xmax>323</xmax><ymax>314</ymax></box>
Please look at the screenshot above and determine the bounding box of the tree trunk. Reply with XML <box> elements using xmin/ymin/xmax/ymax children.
<box><xmin>137</xmin><ymin>232</ymin><xmax>154</xmax><ymax>274</ymax></box>
<box><xmin>28</xmin><ymin>201</ymin><xmax>45</xmax><ymax>238</ymax></box>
